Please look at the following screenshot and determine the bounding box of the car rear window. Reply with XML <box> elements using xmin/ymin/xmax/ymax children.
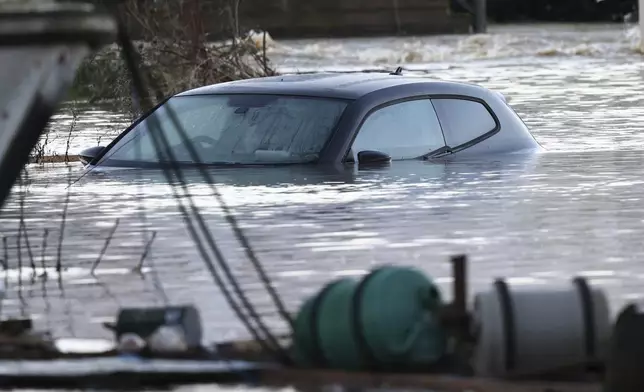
<box><xmin>431</xmin><ymin>98</ymin><xmax>497</xmax><ymax>148</ymax></box>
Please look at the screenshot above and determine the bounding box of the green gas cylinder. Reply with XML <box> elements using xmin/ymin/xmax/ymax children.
<box><xmin>292</xmin><ymin>278</ymin><xmax>361</xmax><ymax>369</ymax></box>
<box><xmin>292</xmin><ymin>295</ymin><xmax>316</xmax><ymax>367</ymax></box>
<box><xmin>315</xmin><ymin>277</ymin><xmax>364</xmax><ymax>370</ymax></box>
<box><xmin>292</xmin><ymin>266</ymin><xmax>446</xmax><ymax>372</ymax></box>
<box><xmin>355</xmin><ymin>265</ymin><xmax>446</xmax><ymax>371</ymax></box>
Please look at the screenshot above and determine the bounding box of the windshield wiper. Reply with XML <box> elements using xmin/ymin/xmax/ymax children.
<box><xmin>422</xmin><ymin>146</ymin><xmax>453</xmax><ymax>160</ymax></box>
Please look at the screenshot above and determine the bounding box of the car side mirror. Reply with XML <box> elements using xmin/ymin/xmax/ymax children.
<box><xmin>357</xmin><ymin>150</ymin><xmax>391</xmax><ymax>166</ymax></box>
<box><xmin>79</xmin><ymin>146</ymin><xmax>105</xmax><ymax>165</ymax></box>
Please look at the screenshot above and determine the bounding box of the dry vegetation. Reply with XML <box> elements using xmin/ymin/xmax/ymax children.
<box><xmin>72</xmin><ymin>0</ymin><xmax>276</xmax><ymax>105</ymax></box>
<box><xmin>33</xmin><ymin>0</ymin><xmax>277</xmax><ymax>163</ymax></box>
<box><xmin>122</xmin><ymin>0</ymin><xmax>276</xmax><ymax>92</ymax></box>
<box><xmin>29</xmin><ymin>110</ymin><xmax>79</xmax><ymax>164</ymax></box>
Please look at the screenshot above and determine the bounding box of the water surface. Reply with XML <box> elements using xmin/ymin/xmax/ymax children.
<box><xmin>1</xmin><ymin>21</ymin><xmax>644</xmax><ymax>391</ymax></box>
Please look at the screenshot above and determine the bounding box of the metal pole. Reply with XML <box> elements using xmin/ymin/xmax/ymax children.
<box><xmin>640</xmin><ymin>0</ymin><xmax>643</xmax><ymax>52</ymax></box>
<box><xmin>473</xmin><ymin>0</ymin><xmax>487</xmax><ymax>34</ymax></box>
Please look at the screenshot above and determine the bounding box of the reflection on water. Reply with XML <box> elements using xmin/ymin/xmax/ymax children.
<box><xmin>3</xmin><ymin>151</ymin><xmax>644</xmax><ymax>344</ymax></box>
<box><xmin>2</xmin><ymin>22</ymin><xmax>644</xmax><ymax>391</ymax></box>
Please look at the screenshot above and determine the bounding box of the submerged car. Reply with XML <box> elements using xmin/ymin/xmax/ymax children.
<box><xmin>79</xmin><ymin>72</ymin><xmax>543</xmax><ymax>168</ymax></box>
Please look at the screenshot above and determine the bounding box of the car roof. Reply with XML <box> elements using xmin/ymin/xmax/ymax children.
<box><xmin>175</xmin><ymin>72</ymin><xmax>491</xmax><ymax>100</ymax></box>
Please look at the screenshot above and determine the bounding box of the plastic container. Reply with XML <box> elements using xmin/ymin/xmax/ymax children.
<box><xmin>115</xmin><ymin>305</ymin><xmax>202</xmax><ymax>349</ymax></box>
<box><xmin>471</xmin><ymin>277</ymin><xmax>611</xmax><ymax>378</ymax></box>
<box><xmin>292</xmin><ymin>266</ymin><xmax>446</xmax><ymax>371</ymax></box>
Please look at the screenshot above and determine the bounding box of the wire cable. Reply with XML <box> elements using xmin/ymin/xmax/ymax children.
<box><xmin>105</xmin><ymin>3</ymin><xmax>292</xmax><ymax>364</ymax></box>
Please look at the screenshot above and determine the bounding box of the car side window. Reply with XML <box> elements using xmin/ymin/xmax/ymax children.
<box><xmin>431</xmin><ymin>98</ymin><xmax>497</xmax><ymax>148</ymax></box>
<box><xmin>350</xmin><ymin>99</ymin><xmax>446</xmax><ymax>161</ymax></box>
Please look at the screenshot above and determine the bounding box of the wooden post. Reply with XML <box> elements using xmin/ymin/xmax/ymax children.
<box><xmin>451</xmin><ymin>254</ymin><xmax>467</xmax><ymax>315</ymax></box>
<box><xmin>473</xmin><ymin>0</ymin><xmax>487</xmax><ymax>34</ymax></box>
<box><xmin>440</xmin><ymin>255</ymin><xmax>470</xmax><ymax>343</ymax></box>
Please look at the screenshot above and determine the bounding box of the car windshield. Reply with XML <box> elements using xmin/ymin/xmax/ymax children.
<box><xmin>96</xmin><ymin>94</ymin><xmax>348</xmax><ymax>166</ymax></box>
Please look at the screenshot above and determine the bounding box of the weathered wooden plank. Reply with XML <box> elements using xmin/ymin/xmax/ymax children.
<box><xmin>239</xmin><ymin>0</ymin><xmax>451</xmax><ymax>14</ymax></box>
<box><xmin>125</xmin><ymin>0</ymin><xmax>472</xmax><ymax>40</ymax></box>
<box><xmin>243</xmin><ymin>17</ymin><xmax>471</xmax><ymax>39</ymax></box>
<box><xmin>243</xmin><ymin>8</ymin><xmax>457</xmax><ymax>30</ymax></box>
<box><xmin>241</xmin><ymin>6</ymin><xmax>450</xmax><ymax>20</ymax></box>
<box><xmin>261</xmin><ymin>368</ymin><xmax>602</xmax><ymax>392</ymax></box>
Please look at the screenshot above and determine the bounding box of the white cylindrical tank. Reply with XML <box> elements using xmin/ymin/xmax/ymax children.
<box><xmin>471</xmin><ymin>277</ymin><xmax>612</xmax><ymax>378</ymax></box>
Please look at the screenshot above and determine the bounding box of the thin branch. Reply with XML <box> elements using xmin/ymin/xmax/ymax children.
<box><xmin>93</xmin><ymin>276</ymin><xmax>123</xmax><ymax>308</ymax></box>
<box><xmin>262</xmin><ymin>31</ymin><xmax>268</xmax><ymax>75</ymax></box>
<box><xmin>20</xmin><ymin>225</ymin><xmax>36</xmax><ymax>275</ymax></box>
<box><xmin>90</xmin><ymin>218</ymin><xmax>120</xmax><ymax>275</ymax></box>
<box><xmin>1</xmin><ymin>237</ymin><xmax>6</xmax><ymax>270</ymax></box>
<box><xmin>57</xmin><ymin>272</ymin><xmax>76</xmax><ymax>337</ymax></box>
<box><xmin>1</xmin><ymin>236</ymin><xmax>7</xmax><ymax>318</ymax></box>
<box><xmin>64</xmin><ymin>104</ymin><xmax>78</xmax><ymax>163</ymax></box>
<box><xmin>56</xmin><ymin>168</ymin><xmax>72</xmax><ymax>273</ymax></box>
<box><xmin>40</xmin><ymin>229</ymin><xmax>49</xmax><ymax>279</ymax></box>
<box><xmin>133</xmin><ymin>230</ymin><xmax>168</xmax><ymax>305</ymax></box>
<box><xmin>16</xmin><ymin>236</ymin><xmax>26</xmax><ymax>318</ymax></box>
<box><xmin>16</xmin><ymin>227</ymin><xmax>23</xmax><ymax>289</ymax></box>
<box><xmin>133</xmin><ymin>230</ymin><xmax>156</xmax><ymax>273</ymax></box>
<box><xmin>40</xmin><ymin>272</ymin><xmax>53</xmax><ymax>334</ymax></box>
<box><xmin>16</xmin><ymin>171</ymin><xmax>29</xmax><ymax>271</ymax></box>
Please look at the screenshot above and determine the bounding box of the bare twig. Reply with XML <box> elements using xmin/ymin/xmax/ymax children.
<box><xmin>0</xmin><ymin>237</ymin><xmax>6</xmax><ymax>270</ymax></box>
<box><xmin>16</xmin><ymin>236</ymin><xmax>26</xmax><ymax>317</ymax></box>
<box><xmin>40</xmin><ymin>273</ymin><xmax>53</xmax><ymax>333</ymax></box>
<box><xmin>16</xmin><ymin>228</ymin><xmax>23</xmax><ymax>288</ymax></box>
<box><xmin>17</xmin><ymin>172</ymin><xmax>37</xmax><ymax>291</ymax></box>
<box><xmin>21</xmin><ymin>225</ymin><xmax>36</xmax><ymax>275</ymax></box>
<box><xmin>90</xmin><ymin>218</ymin><xmax>120</xmax><ymax>275</ymax></box>
<box><xmin>40</xmin><ymin>229</ymin><xmax>49</xmax><ymax>279</ymax></box>
<box><xmin>16</xmin><ymin>172</ymin><xmax>28</xmax><ymax>271</ymax></box>
<box><xmin>31</xmin><ymin>128</ymin><xmax>50</xmax><ymax>164</ymax></box>
<box><xmin>17</xmin><ymin>171</ymin><xmax>36</xmax><ymax>274</ymax></box>
<box><xmin>2</xmin><ymin>236</ymin><xmax>8</xmax><ymax>315</ymax></box>
<box><xmin>56</xmin><ymin>168</ymin><xmax>72</xmax><ymax>273</ymax></box>
<box><xmin>64</xmin><ymin>105</ymin><xmax>78</xmax><ymax>163</ymax></box>
<box><xmin>133</xmin><ymin>230</ymin><xmax>156</xmax><ymax>273</ymax></box>
<box><xmin>133</xmin><ymin>230</ymin><xmax>168</xmax><ymax>305</ymax></box>
<box><xmin>262</xmin><ymin>30</ymin><xmax>268</xmax><ymax>75</ymax></box>
<box><xmin>93</xmin><ymin>275</ymin><xmax>123</xmax><ymax>308</ymax></box>
<box><xmin>57</xmin><ymin>272</ymin><xmax>76</xmax><ymax>337</ymax></box>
